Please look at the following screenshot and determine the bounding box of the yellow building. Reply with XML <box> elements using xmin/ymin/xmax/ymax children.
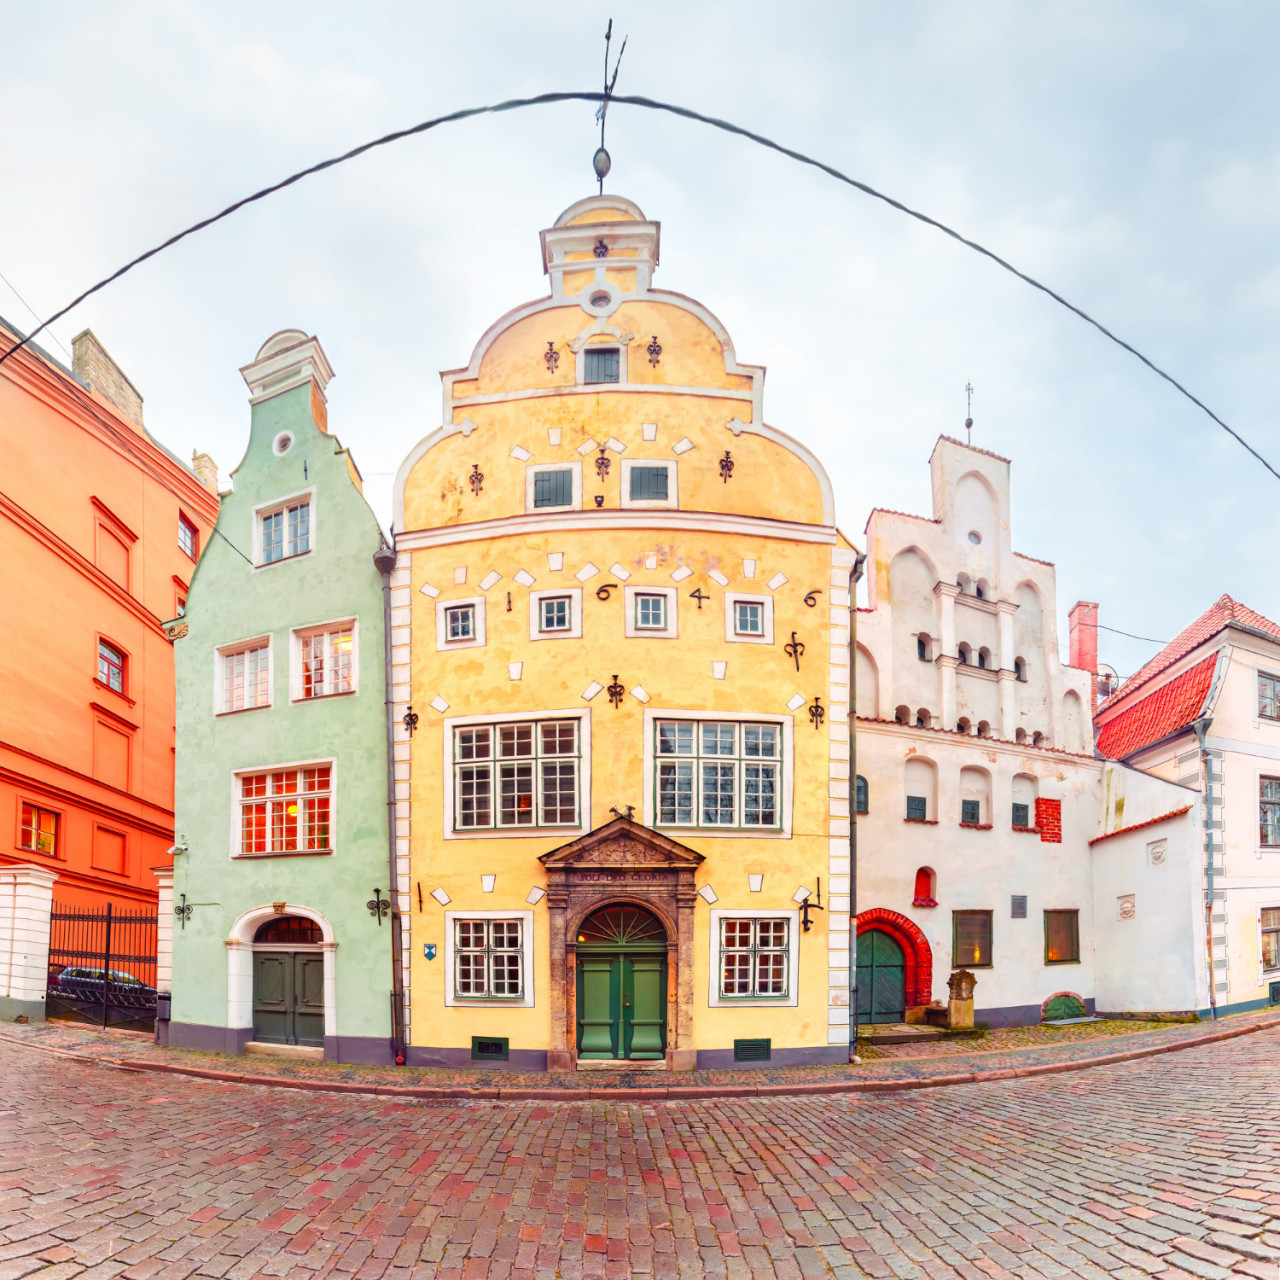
<box><xmin>392</xmin><ymin>195</ymin><xmax>857</xmax><ymax>1070</ymax></box>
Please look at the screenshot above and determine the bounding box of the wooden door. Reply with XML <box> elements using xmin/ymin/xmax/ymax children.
<box><xmin>623</xmin><ymin>955</ymin><xmax>666</xmax><ymax>1059</ymax></box>
<box><xmin>294</xmin><ymin>955</ymin><xmax>325</xmax><ymax>1046</ymax></box>
<box><xmin>577</xmin><ymin>954</ymin><xmax>619</xmax><ymax>1058</ymax></box>
<box><xmin>252</xmin><ymin>951</ymin><xmax>325</xmax><ymax>1046</ymax></box>
<box><xmin>576</xmin><ymin>953</ymin><xmax>667</xmax><ymax>1059</ymax></box>
<box><xmin>856</xmin><ymin>929</ymin><xmax>906</xmax><ymax>1024</ymax></box>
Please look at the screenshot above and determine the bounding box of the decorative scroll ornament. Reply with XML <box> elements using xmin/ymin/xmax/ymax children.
<box><xmin>367</xmin><ymin>888</ymin><xmax>390</xmax><ymax>925</ymax></box>
<box><xmin>174</xmin><ymin>894</ymin><xmax>193</xmax><ymax>929</ymax></box>
<box><xmin>647</xmin><ymin>335</ymin><xmax>662</xmax><ymax>367</ymax></box>
<box><xmin>593</xmin><ymin>238</ymin><xmax>610</xmax><ymax>258</ymax></box>
<box><xmin>719</xmin><ymin>450</ymin><xmax>734</xmax><ymax>483</ymax></box>
<box><xmin>595</xmin><ymin>446</ymin><xmax>611</xmax><ymax>481</ymax></box>
<box><xmin>402</xmin><ymin>706</ymin><xmax>420</xmax><ymax>736</ymax></box>
<box><xmin>544</xmin><ymin>341</ymin><xmax>560</xmax><ymax>373</ymax></box>
<box><xmin>469</xmin><ymin>464</ymin><xmax>484</xmax><ymax>496</ymax></box>
<box><xmin>784</xmin><ymin>632</ymin><xmax>805</xmax><ymax>672</ymax></box>
<box><xmin>165</xmin><ymin>622</ymin><xmax>189</xmax><ymax>641</ymax></box>
<box><xmin>808</xmin><ymin>695</ymin><xmax>825</xmax><ymax>730</ymax></box>
<box><xmin>803</xmin><ymin>589</ymin><xmax>823</xmax><ymax>608</ymax></box>
<box><xmin>607</xmin><ymin>674</ymin><xmax>625</xmax><ymax>708</ymax></box>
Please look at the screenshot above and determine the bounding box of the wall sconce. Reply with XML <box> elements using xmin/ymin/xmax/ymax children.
<box><xmin>526</xmin><ymin>887</ymin><xmax>546</xmax><ymax>905</ymax></box>
<box><xmin>748</xmin><ymin>874</ymin><xmax>763</xmax><ymax>893</ymax></box>
<box><xmin>794</xmin><ymin>880</ymin><xmax>824</xmax><ymax>931</ymax></box>
<box><xmin>698</xmin><ymin>885</ymin><xmax>718</xmax><ymax>904</ymax></box>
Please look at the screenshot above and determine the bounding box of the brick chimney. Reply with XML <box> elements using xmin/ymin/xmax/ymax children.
<box><xmin>72</xmin><ymin>329</ymin><xmax>143</xmax><ymax>425</ymax></box>
<box><xmin>191</xmin><ymin>451</ymin><xmax>219</xmax><ymax>495</ymax></box>
<box><xmin>1068</xmin><ymin>600</ymin><xmax>1099</xmax><ymax>713</ymax></box>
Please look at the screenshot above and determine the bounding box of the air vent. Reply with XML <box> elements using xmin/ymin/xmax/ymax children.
<box><xmin>471</xmin><ymin>1036</ymin><xmax>509</xmax><ymax>1062</ymax></box>
<box><xmin>1011</xmin><ymin>895</ymin><xmax>1028</xmax><ymax>919</ymax></box>
<box><xmin>734</xmin><ymin>1038</ymin><xmax>771</xmax><ymax>1063</ymax></box>
<box><xmin>1270</xmin><ymin>982</ymin><xmax>1280</xmax><ymax>1006</ymax></box>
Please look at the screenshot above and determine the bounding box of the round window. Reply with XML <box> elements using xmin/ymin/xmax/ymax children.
<box><xmin>590</xmin><ymin>291</ymin><xmax>611</xmax><ymax>310</ymax></box>
<box><xmin>968</xmin><ymin>530</ymin><xmax>982</xmax><ymax>545</ymax></box>
<box><xmin>273</xmin><ymin>431</ymin><xmax>294</xmax><ymax>456</ymax></box>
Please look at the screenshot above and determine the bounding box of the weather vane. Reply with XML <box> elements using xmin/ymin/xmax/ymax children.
<box><xmin>593</xmin><ymin>20</ymin><xmax>628</xmax><ymax>194</ymax></box>
<box><xmin>964</xmin><ymin>382</ymin><xmax>974</xmax><ymax>444</ymax></box>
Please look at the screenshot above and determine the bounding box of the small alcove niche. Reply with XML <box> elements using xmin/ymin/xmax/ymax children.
<box><xmin>913</xmin><ymin>867</ymin><xmax>937</xmax><ymax>907</ymax></box>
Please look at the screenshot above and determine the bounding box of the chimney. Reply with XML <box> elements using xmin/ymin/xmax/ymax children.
<box><xmin>191</xmin><ymin>451</ymin><xmax>219</xmax><ymax>495</ymax></box>
<box><xmin>1068</xmin><ymin>600</ymin><xmax>1099</xmax><ymax>714</ymax></box>
<box><xmin>72</xmin><ymin>329</ymin><xmax>144</xmax><ymax>425</ymax></box>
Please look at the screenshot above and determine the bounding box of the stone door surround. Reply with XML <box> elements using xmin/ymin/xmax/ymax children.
<box><xmin>540</xmin><ymin>816</ymin><xmax>703</xmax><ymax>1071</ymax></box>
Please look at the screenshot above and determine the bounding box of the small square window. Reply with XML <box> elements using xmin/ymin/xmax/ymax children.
<box><xmin>584</xmin><ymin>347</ymin><xmax>620</xmax><ymax>384</ymax></box>
<box><xmin>97</xmin><ymin>641</ymin><xmax>125</xmax><ymax>694</ymax></box>
<box><xmin>961</xmin><ymin>799</ymin><xmax>981</xmax><ymax>824</ymax></box>
<box><xmin>635</xmin><ymin>594</ymin><xmax>666</xmax><ymax>630</ymax></box>
<box><xmin>297</xmin><ymin>626</ymin><xmax>355</xmax><ymax>699</ymax></box>
<box><xmin>260</xmin><ymin>499</ymin><xmax>310</xmax><ymax>564</ymax></box>
<box><xmin>20</xmin><ymin>803</ymin><xmax>58</xmax><ymax>856</ymax></box>
<box><xmin>178</xmin><ymin>514</ymin><xmax>198</xmax><ymax>560</ymax></box>
<box><xmin>629</xmin><ymin>466</ymin><xmax>669</xmax><ymax>502</ymax></box>
<box><xmin>445</xmin><ymin>605</ymin><xmax>475</xmax><ymax>641</ymax></box>
<box><xmin>539</xmin><ymin>596</ymin><xmax>571</xmax><ymax>632</ymax></box>
<box><xmin>906</xmin><ymin>795</ymin><xmax>927</xmax><ymax>821</ymax></box>
<box><xmin>734</xmin><ymin>602</ymin><xmax>763</xmax><ymax>635</ymax></box>
<box><xmin>533</xmin><ymin>468</ymin><xmax>574</xmax><ymax>509</ymax></box>
<box><xmin>1012</xmin><ymin>802</ymin><xmax>1030</xmax><ymax>828</ymax></box>
<box><xmin>1260</xmin><ymin>674</ymin><xmax>1280</xmax><ymax>720</ymax></box>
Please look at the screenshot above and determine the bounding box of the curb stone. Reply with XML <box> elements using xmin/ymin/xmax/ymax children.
<box><xmin>1</xmin><ymin>1013</ymin><xmax>1276</xmax><ymax>1103</ymax></box>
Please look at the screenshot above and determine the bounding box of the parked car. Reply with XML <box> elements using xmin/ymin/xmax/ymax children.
<box><xmin>48</xmin><ymin>966</ymin><xmax>157</xmax><ymax>1008</ymax></box>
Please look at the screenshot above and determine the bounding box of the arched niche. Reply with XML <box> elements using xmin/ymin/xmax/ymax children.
<box><xmin>854</xmin><ymin>643</ymin><xmax>880</xmax><ymax>719</ymax></box>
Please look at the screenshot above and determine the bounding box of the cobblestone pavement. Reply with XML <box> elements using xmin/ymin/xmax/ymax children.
<box><xmin>3</xmin><ymin>1029</ymin><xmax>1280</xmax><ymax>1279</ymax></box>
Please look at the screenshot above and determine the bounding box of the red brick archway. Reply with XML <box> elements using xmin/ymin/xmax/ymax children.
<box><xmin>856</xmin><ymin>908</ymin><xmax>933</xmax><ymax>1007</ymax></box>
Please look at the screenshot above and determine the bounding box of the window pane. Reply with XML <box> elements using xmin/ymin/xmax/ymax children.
<box><xmin>906</xmin><ymin>795</ymin><xmax>927</xmax><ymax>821</ymax></box>
<box><xmin>1262</xmin><ymin>777</ymin><xmax>1280</xmax><ymax>845</ymax></box>
<box><xmin>744</xmin><ymin>764</ymin><xmax>776</xmax><ymax>826</ymax></box>
<box><xmin>287</xmin><ymin>502</ymin><xmax>310</xmax><ymax>556</ymax></box>
<box><xmin>456</xmin><ymin>952</ymin><xmax>486</xmax><ymax>997</ymax></box>
<box><xmin>657</xmin><ymin>722</ymin><xmax>693</xmax><ymax>755</ymax></box>
<box><xmin>954</xmin><ymin>911</ymin><xmax>992</xmax><ymax>966</ymax></box>
<box><xmin>1012</xmin><ymin>802</ymin><xmax>1030</xmax><ymax>827</ymax></box>
<box><xmin>301</xmin><ymin>633</ymin><xmax>323</xmax><ymax>698</ymax></box>
<box><xmin>734</xmin><ymin>602</ymin><xmax>763</xmax><ymax>634</ymax></box>
<box><xmin>855</xmin><ymin>776</ymin><xmax>869</xmax><ymax>815</ymax></box>
<box><xmin>456</xmin><ymin>727</ymin><xmax>491</xmax><ymax>760</ymax></box>
<box><xmin>743</xmin><ymin>725</ymin><xmax>777</xmax><ymax>758</ymax></box>
<box><xmin>491</xmin><ymin>920</ymin><xmax>521</xmax><ymax>949</ymax></box>
<box><xmin>962</xmin><ymin>799</ymin><xmax>981</xmax><ymax>824</ymax></box>
<box><xmin>629</xmin><ymin>465</ymin><xmax>669</xmax><ymax>501</ymax></box>
<box><xmin>178</xmin><ymin>515</ymin><xmax>196</xmax><ymax>558</ymax></box>
<box><xmin>533</xmin><ymin>469</ymin><xmax>573</xmax><ymax>507</ymax></box>
<box><xmin>541</xmin><ymin>761</ymin><xmax>577</xmax><ymax>825</ymax></box>
<box><xmin>755</xmin><ymin>950</ymin><xmax>786</xmax><ymax>996</ymax></box>
<box><xmin>658</xmin><ymin>762</ymin><xmax>693</xmax><ymax>824</ymax></box>
<box><xmin>1045</xmin><ymin>910</ymin><xmax>1080</xmax><ymax>963</ymax></box>
<box><xmin>446</xmin><ymin>606</ymin><xmax>474</xmax><ymax>640</ymax></box>
<box><xmin>757</xmin><ymin>920</ymin><xmax>787</xmax><ymax>948</ymax></box>
<box><xmin>636</xmin><ymin>594</ymin><xmax>666</xmax><ymax>628</ymax></box>
<box><xmin>1261</xmin><ymin>675</ymin><xmax>1279</xmax><ymax>719</ymax></box>
<box><xmin>98</xmin><ymin>642</ymin><xmax>124</xmax><ymax>692</ymax></box>
<box><xmin>722</xmin><ymin>920</ymin><xmax>753</xmax><ymax>948</ymax></box>
<box><xmin>584</xmin><ymin>347</ymin><xmax>619</xmax><ymax>383</ymax></box>
<box><xmin>499</xmin><ymin>763</ymin><xmax>535</xmax><ymax>825</ymax></box>
<box><xmin>500</xmin><ymin>724</ymin><xmax>534</xmax><ymax>757</ymax></box>
<box><xmin>701</xmin><ymin>763</ymin><xmax>736</xmax><ymax>825</ymax></box>
<box><xmin>490</xmin><ymin>951</ymin><xmax>521</xmax><ymax>996</ymax></box>
<box><xmin>262</xmin><ymin>510</ymin><xmax>282</xmax><ymax>563</ymax></box>
<box><xmin>540</xmin><ymin>721</ymin><xmax>576</xmax><ymax>755</ymax></box>
<box><xmin>457</xmin><ymin>766</ymin><xmax>492</xmax><ymax>828</ymax></box>
<box><xmin>702</xmin><ymin>723</ymin><xmax>736</xmax><ymax>755</ymax></box>
<box><xmin>457</xmin><ymin>920</ymin><xmax>486</xmax><ymax>949</ymax></box>
<box><xmin>539</xmin><ymin>597</ymin><xmax>571</xmax><ymax>630</ymax></box>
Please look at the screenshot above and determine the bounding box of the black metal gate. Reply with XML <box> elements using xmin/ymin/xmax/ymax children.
<box><xmin>46</xmin><ymin>902</ymin><xmax>158</xmax><ymax>1029</ymax></box>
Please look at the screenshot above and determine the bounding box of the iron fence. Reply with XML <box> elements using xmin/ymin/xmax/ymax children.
<box><xmin>46</xmin><ymin>901</ymin><xmax>158</xmax><ymax>1029</ymax></box>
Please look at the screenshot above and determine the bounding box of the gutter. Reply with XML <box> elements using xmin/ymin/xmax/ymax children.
<box><xmin>374</xmin><ymin>542</ymin><xmax>406</xmax><ymax>1063</ymax></box>
<box><xmin>848</xmin><ymin>550</ymin><xmax>867</xmax><ymax>1063</ymax></box>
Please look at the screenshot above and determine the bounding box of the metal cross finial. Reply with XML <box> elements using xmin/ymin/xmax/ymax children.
<box><xmin>965</xmin><ymin>382</ymin><xmax>974</xmax><ymax>444</ymax></box>
<box><xmin>593</xmin><ymin>20</ymin><xmax>628</xmax><ymax>193</ymax></box>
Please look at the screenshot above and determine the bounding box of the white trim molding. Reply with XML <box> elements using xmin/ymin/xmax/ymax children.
<box><xmin>442</xmin><ymin>909</ymin><xmax>535</xmax><ymax>1009</ymax></box>
<box><xmin>724</xmin><ymin>592</ymin><xmax>775</xmax><ymax>646</ymax></box>
<box><xmin>624</xmin><ymin>585</ymin><xmax>678</xmax><ymax>639</ymax></box>
<box><xmin>435</xmin><ymin>596</ymin><xmax>487</xmax><ymax>652</ymax></box>
<box><xmin>529</xmin><ymin>586</ymin><xmax>584</xmax><ymax>641</ymax></box>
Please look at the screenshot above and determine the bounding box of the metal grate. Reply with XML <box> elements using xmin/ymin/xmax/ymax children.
<box><xmin>734</xmin><ymin>1038</ymin><xmax>771</xmax><ymax>1062</ymax></box>
<box><xmin>1011</xmin><ymin>895</ymin><xmax>1028</xmax><ymax>919</ymax></box>
<box><xmin>471</xmin><ymin>1036</ymin><xmax>509</xmax><ymax>1062</ymax></box>
<box><xmin>1271</xmin><ymin>982</ymin><xmax>1280</xmax><ymax>1006</ymax></box>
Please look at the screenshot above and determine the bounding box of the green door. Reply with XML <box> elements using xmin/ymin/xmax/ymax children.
<box><xmin>574</xmin><ymin>905</ymin><xmax>668</xmax><ymax>1061</ymax></box>
<box><xmin>253</xmin><ymin>951</ymin><xmax>325</xmax><ymax>1046</ymax></box>
<box><xmin>856</xmin><ymin>929</ymin><xmax>906</xmax><ymax>1024</ymax></box>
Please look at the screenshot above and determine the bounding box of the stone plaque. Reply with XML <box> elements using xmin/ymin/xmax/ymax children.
<box><xmin>1117</xmin><ymin>893</ymin><xmax>1136</xmax><ymax>921</ymax></box>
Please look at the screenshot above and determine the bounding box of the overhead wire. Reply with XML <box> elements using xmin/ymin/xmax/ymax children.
<box><xmin>0</xmin><ymin>267</ymin><xmax>73</xmax><ymax>361</ymax></box>
<box><xmin>1097</xmin><ymin>623</ymin><xmax>1168</xmax><ymax>645</ymax></box>
<box><xmin>0</xmin><ymin>89</ymin><xmax>1274</xmax><ymax>482</ymax></box>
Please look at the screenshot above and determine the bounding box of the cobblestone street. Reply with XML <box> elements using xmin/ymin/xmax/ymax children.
<box><xmin>2</xmin><ymin>1029</ymin><xmax>1279</xmax><ymax>1280</ymax></box>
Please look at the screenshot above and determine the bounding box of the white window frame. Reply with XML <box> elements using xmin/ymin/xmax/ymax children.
<box><xmin>724</xmin><ymin>592</ymin><xmax>775</xmax><ymax>645</ymax></box>
<box><xmin>1256</xmin><ymin>666</ymin><xmax>1280</xmax><ymax>724</ymax></box>
<box><xmin>444</xmin><ymin>910</ymin><xmax>535</xmax><ymax>1007</ymax></box>
<box><xmin>528</xmin><ymin>586</ymin><xmax>583</xmax><ymax>641</ymax></box>
<box><xmin>435</xmin><ymin>596</ymin><xmax>487</xmax><ymax>652</ymax></box>
<box><xmin>442</xmin><ymin>709</ymin><xmax>591</xmax><ymax>841</ymax></box>
<box><xmin>578</xmin><ymin>342</ymin><xmax>626</xmax><ymax>385</ymax></box>
<box><xmin>290</xmin><ymin>618</ymin><xmax>358</xmax><ymax>702</ymax></box>
<box><xmin>524</xmin><ymin>462</ymin><xmax>582</xmax><ymax>513</ymax></box>
<box><xmin>1258</xmin><ymin>765</ymin><xmax>1280</xmax><ymax>856</ymax></box>
<box><xmin>620</xmin><ymin>459</ymin><xmax>678</xmax><ymax>510</ymax></box>
<box><xmin>1260</xmin><ymin>905</ymin><xmax>1280</xmax><ymax>978</ymax></box>
<box><xmin>707</xmin><ymin>909</ymin><xmax>800</xmax><ymax>1008</ymax></box>
<box><xmin>252</xmin><ymin>486</ymin><xmax>316</xmax><ymax>568</ymax></box>
<box><xmin>624</xmin><ymin>585</ymin><xmax>678</xmax><ymax>639</ymax></box>
<box><xmin>229</xmin><ymin>757</ymin><xmax>336</xmax><ymax>860</ymax></box>
<box><xmin>214</xmin><ymin>634</ymin><xmax>273</xmax><ymax>715</ymax></box>
<box><xmin>178</xmin><ymin>512</ymin><xmax>198</xmax><ymax>561</ymax></box>
<box><xmin>641</xmin><ymin>709</ymin><xmax>793</xmax><ymax>838</ymax></box>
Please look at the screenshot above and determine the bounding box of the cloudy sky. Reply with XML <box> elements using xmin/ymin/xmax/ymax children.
<box><xmin>3</xmin><ymin>2</ymin><xmax>1278</xmax><ymax>680</ymax></box>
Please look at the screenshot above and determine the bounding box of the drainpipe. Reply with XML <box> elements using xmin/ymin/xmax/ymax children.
<box><xmin>374</xmin><ymin>542</ymin><xmax>406</xmax><ymax>1063</ymax></box>
<box><xmin>849</xmin><ymin>551</ymin><xmax>867</xmax><ymax>1063</ymax></box>
<box><xmin>1192</xmin><ymin>716</ymin><xmax>1216</xmax><ymax>1021</ymax></box>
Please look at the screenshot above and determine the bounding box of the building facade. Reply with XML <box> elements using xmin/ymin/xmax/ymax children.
<box><xmin>393</xmin><ymin>195</ymin><xmax>857</xmax><ymax>1070</ymax></box>
<box><xmin>0</xmin><ymin>319</ymin><xmax>218</xmax><ymax>912</ymax></box>
<box><xmin>163</xmin><ymin>331</ymin><xmax>396</xmax><ymax>1063</ymax></box>
<box><xmin>853</xmin><ymin>436</ymin><xmax>1198</xmax><ymax>1025</ymax></box>
<box><xmin>1094</xmin><ymin>594</ymin><xmax>1280</xmax><ymax>1017</ymax></box>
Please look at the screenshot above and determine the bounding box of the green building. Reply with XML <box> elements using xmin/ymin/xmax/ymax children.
<box><xmin>160</xmin><ymin>330</ymin><xmax>399</xmax><ymax>1064</ymax></box>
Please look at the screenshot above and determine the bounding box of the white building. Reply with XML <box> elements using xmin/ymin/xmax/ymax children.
<box><xmin>853</xmin><ymin>435</ymin><xmax>1199</xmax><ymax>1026</ymax></box>
<box><xmin>1094</xmin><ymin>595</ymin><xmax>1280</xmax><ymax>1018</ymax></box>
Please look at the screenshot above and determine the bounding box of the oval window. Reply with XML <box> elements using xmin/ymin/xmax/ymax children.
<box><xmin>273</xmin><ymin>431</ymin><xmax>294</xmax><ymax>456</ymax></box>
<box><xmin>968</xmin><ymin>530</ymin><xmax>981</xmax><ymax>545</ymax></box>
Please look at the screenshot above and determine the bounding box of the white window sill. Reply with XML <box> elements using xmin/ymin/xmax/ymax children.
<box><xmin>232</xmin><ymin>849</ymin><xmax>334</xmax><ymax>859</ymax></box>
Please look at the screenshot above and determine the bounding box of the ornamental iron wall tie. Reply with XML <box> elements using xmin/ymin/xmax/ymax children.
<box><xmin>403</xmin><ymin>706</ymin><xmax>419</xmax><ymax>736</ymax></box>
<box><xmin>607</xmin><ymin>674</ymin><xmax>625</xmax><ymax>707</ymax></box>
<box><xmin>647</xmin><ymin>335</ymin><xmax>662</xmax><ymax>367</ymax></box>
<box><xmin>593</xmin><ymin>238</ymin><xmax>610</xmax><ymax>258</ymax></box>
<box><xmin>785</xmin><ymin>632</ymin><xmax>805</xmax><ymax>672</ymax></box>
<box><xmin>808</xmin><ymin>695</ymin><xmax>825</xmax><ymax>730</ymax></box>
<box><xmin>175</xmin><ymin>894</ymin><xmax>193</xmax><ymax>929</ymax></box>
<box><xmin>544</xmin><ymin>341</ymin><xmax>560</xmax><ymax>373</ymax></box>
<box><xmin>367</xmin><ymin>888</ymin><xmax>390</xmax><ymax>924</ymax></box>
<box><xmin>595</xmin><ymin>445</ymin><xmax>611</xmax><ymax>480</ymax></box>
<box><xmin>719</xmin><ymin>450</ymin><xmax>734</xmax><ymax>483</ymax></box>
<box><xmin>468</xmin><ymin>464</ymin><xmax>484</xmax><ymax>496</ymax></box>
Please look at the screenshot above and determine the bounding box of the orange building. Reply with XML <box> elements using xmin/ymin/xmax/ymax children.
<box><xmin>0</xmin><ymin>320</ymin><xmax>218</xmax><ymax>908</ymax></box>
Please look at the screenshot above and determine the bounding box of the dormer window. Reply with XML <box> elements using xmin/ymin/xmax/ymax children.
<box><xmin>584</xmin><ymin>347</ymin><xmax>620</xmax><ymax>384</ymax></box>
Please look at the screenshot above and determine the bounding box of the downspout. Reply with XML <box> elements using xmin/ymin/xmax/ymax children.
<box><xmin>374</xmin><ymin>542</ymin><xmax>406</xmax><ymax>1063</ymax></box>
<box><xmin>848</xmin><ymin>551</ymin><xmax>867</xmax><ymax>1064</ymax></box>
<box><xmin>1192</xmin><ymin>716</ymin><xmax>1216</xmax><ymax>1021</ymax></box>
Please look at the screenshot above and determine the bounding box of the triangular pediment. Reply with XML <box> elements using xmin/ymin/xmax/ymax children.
<box><xmin>539</xmin><ymin>816</ymin><xmax>704</xmax><ymax>868</ymax></box>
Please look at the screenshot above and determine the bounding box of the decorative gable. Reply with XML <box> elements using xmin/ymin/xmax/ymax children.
<box><xmin>539</xmin><ymin>816</ymin><xmax>703</xmax><ymax>869</ymax></box>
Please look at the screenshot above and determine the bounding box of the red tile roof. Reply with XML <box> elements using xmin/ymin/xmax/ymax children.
<box><xmin>1089</xmin><ymin>805</ymin><xmax>1193</xmax><ymax>845</ymax></box>
<box><xmin>1094</xmin><ymin>653</ymin><xmax>1218</xmax><ymax>759</ymax></box>
<box><xmin>1100</xmin><ymin>594</ymin><xmax>1280</xmax><ymax>710</ymax></box>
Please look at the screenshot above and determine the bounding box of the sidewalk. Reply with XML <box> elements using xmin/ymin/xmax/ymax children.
<box><xmin>3</xmin><ymin>1009</ymin><xmax>1277</xmax><ymax>1100</ymax></box>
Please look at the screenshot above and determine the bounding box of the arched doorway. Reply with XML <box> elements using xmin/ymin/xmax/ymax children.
<box><xmin>252</xmin><ymin>915</ymin><xmax>324</xmax><ymax>1047</ymax></box>
<box><xmin>575</xmin><ymin>905</ymin><xmax>667</xmax><ymax>1060</ymax></box>
<box><xmin>857</xmin><ymin>929</ymin><xmax>906</xmax><ymax>1023</ymax></box>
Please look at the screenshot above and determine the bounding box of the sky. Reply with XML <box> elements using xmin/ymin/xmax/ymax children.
<box><xmin>2</xmin><ymin>1</ymin><xmax>1278</xmax><ymax>682</ymax></box>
